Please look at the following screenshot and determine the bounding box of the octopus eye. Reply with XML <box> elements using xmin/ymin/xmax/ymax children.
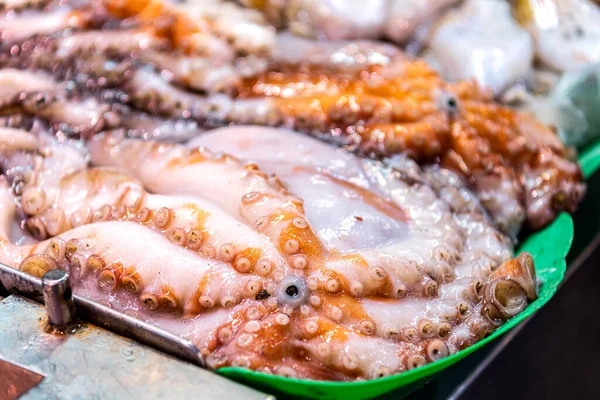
<box><xmin>276</xmin><ymin>276</ymin><xmax>307</xmax><ymax>307</ymax></box>
<box><xmin>439</xmin><ymin>92</ymin><xmax>459</xmax><ymax>114</ymax></box>
<box><xmin>285</xmin><ymin>285</ymin><xmax>299</xmax><ymax>298</ymax></box>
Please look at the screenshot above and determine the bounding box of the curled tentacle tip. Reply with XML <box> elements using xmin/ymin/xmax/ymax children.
<box><xmin>492</xmin><ymin>252</ymin><xmax>537</xmax><ymax>300</ymax></box>
<box><xmin>26</xmin><ymin>216</ymin><xmax>48</xmax><ymax>240</ymax></box>
<box><xmin>483</xmin><ymin>278</ymin><xmax>528</xmax><ymax>322</ymax></box>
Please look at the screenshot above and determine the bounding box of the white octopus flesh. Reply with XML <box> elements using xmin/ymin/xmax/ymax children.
<box><xmin>0</xmin><ymin>124</ymin><xmax>538</xmax><ymax>381</ymax></box>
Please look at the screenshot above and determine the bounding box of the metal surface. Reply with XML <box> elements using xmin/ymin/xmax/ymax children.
<box><xmin>0</xmin><ymin>263</ymin><xmax>204</xmax><ymax>368</ymax></box>
<box><xmin>0</xmin><ymin>359</ymin><xmax>44</xmax><ymax>400</ymax></box>
<box><xmin>0</xmin><ymin>295</ymin><xmax>273</xmax><ymax>400</ymax></box>
<box><xmin>42</xmin><ymin>269</ymin><xmax>76</xmax><ymax>328</ymax></box>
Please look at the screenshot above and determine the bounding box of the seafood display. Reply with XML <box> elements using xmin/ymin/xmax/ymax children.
<box><xmin>0</xmin><ymin>122</ymin><xmax>538</xmax><ymax>380</ymax></box>
<box><xmin>0</xmin><ymin>0</ymin><xmax>590</xmax><ymax>386</ymax></box>
<box><xmin>247</xmin><ymin>1</ymin><xmax>600</xmax><ymax>89</ymax></box>
<box><xmin>0</xmin><ymin>0</ymin><xmax>586</xmax><ymax>236</ymax></box>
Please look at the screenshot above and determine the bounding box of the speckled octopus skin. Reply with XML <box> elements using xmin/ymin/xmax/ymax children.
<box><xmin>0</xmin><ymin>121</ymin><xmax>539</xmax><ymax>381</ymax></box>
<box><xmin>0</xmin><ymin>0</ymin><xmax>585</xmax><ymax>237</ymax></box>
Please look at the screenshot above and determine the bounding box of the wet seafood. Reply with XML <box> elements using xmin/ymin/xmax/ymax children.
<box><xmin>0</xmin><ymin>0</ymin><xmax>585</xmax><ymax>234</ymax></box>
<box><xmin>244</xmin><ymin>0</ymin><xmax>460</xmax><ymax>46</ymax></box>
<box><xmin>0</xmin><ymin>0</ymin><xmax>579</xmax><ymax>382</ymax></box>
<box><xmin>426</xmin><ymin>0</ymin><xmax>534</xmax><ymax>94</ymax></box>
<box><xmin>0</xmin><ymin>124</ymin><xmax>538</xmax><ymax>381</ymax></box>
<box><xmin>513</xmin><ymin>0</ymin><xmax>600</xmax><ymax>72</ymax></box>
<box><xmin>232</xmin><ymin>63</ymin><xmax>584</xmax><ymax>233</ymax></box>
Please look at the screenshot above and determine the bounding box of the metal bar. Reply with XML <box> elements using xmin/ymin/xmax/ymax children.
<box><xmin>0</xmin><ymin>262</ymin><xmax>205</xmax><ymax>368</ymax></box>
<box><xmin>42</xmin><ymin>269</ymin><xmax>76</xmax><ymax>327</ymax></box>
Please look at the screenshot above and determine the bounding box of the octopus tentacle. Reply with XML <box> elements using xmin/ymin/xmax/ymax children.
<box><xmin>0</xmin><ymin>195</ymin><xmax>279</xmax><ymax>317</ymax></box>
<box><xmin>231</xmin><ymin>63</ymin><xmax>584</xmax><ymax>232</ymax></box>
<box><xmin>0</xmin><ymin>2</ymin><xmax>103</xmax><ymax>44</ymax></box>
<box><xmin>103</xmin><ymin>0</ymin><xmax>275</xmax><ymax>58</ymax></box>
<box><xmin>3</xmin><ymin>144</ymin><xmax>295</xmax><ymax>282</ymax></box>
<box><xmin>0</xmin><ymin>69</ymin><xmax>120</xmax><ymax>135</ymax></box>
<box><xmin>0</xmin><ymin>124</ymin><xmax>541</xmax><ymax>380</ymax></box>
<box><xmin>87</xmin><ymin>131</ymin><xmax>326</xmax><ymax>271</ymax></box>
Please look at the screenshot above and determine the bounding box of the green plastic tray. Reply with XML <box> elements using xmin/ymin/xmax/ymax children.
<box><xmin>580</xmin><ymin>139</ymin><xmax>600</xmax><ymax>179</ymax></box>
<box><xmin>218</xmin><ymin>213</ymin><xmax>574</xmax><ymax>399</ymax></box>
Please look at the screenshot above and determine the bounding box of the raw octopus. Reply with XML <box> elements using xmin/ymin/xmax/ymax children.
<box><xmin>0</xmin><ymin>0</ymin><xmax>586</xmax><ymax>237</ymax></box>
<box><xmin>0</xmin><ymin>122</ymin><xmax>538</xmax><ymax>380</ymax></box>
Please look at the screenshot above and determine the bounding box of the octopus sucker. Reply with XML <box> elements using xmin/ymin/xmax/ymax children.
<box><xmin>86</xmin><ymin>132</ymin><xmax>325</xmax><ymax>277</ymax></box>
<box><xmin>19</xmin><ymin>253</ymin><xmax>57</xmax><ymax>278</ymax></box>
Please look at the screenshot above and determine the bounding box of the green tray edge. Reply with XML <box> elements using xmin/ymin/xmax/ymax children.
<box><xmin>579</xmin><ymin>139</ymin><xmax>600</xmax><ymax>179</ymax></box>
<box><xmin>218</xmin><ymin>213</ymin><xmax>573</xmax><ymax>400</ymax></box>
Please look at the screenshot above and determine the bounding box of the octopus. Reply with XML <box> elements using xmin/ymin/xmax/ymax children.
<box><xmin>0</xmin><ymin>0</ymin><xmax>586</xmax><ymax>237</ymax></box>
<box><xmin>0</xmin><ymin>122</ymin><xmax>538</xmax><ymax>381</ymax></box>
<box><xmin>0</xmin><ymin>69</ymin><xmax>121</xmax><ymax>135</ymax></box>
<box><xmin>0</xmin><ymin>0</ymin><xmax>576</xmax><ymax>381</ymax></box>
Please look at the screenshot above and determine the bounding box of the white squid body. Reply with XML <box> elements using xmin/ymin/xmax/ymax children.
<box><xmin>427</xmin><ymin>0</ymin><xmax>534</xmax><ymax>94</ymax></box>
<box><xmin>514</xmin><ymin>0</ymin><xmax>600</xmax><ymax>72</ymax></box>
